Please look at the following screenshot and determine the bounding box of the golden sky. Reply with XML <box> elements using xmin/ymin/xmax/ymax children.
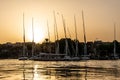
<box><xmin>0</xmin><ymin>0</ymin><xmax>120</xmax><ymax>43</ymax></box>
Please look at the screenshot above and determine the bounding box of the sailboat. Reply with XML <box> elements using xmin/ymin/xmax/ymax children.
<box><xmin>53</xmin><ymin>11</ymin><xmax>63</xmax><ymax>60</ymax></box>
<box><xmin>81</xmin><ymin>11</ymin><xmax>90</xmax><ymax>60</ymax></box>
<box><xmin>19</xmin><ymin>13</ymin><xmax>28</xmax><ymax>60</ymax></box>
<box><xmin>37</xmin><ymin>21</ymin><xmax>51</xmax><ymax>61</ymax></box>
<box><xmin>72</xmin><ymin>15</ymin><xmax>80</xmax><ymax>60</ymax></box>
<box><xmin>29</xmin><ymin>18</ymin><xmax>37</xmax><ymax>60</ymax></box>
<box><xmin>38</xmin><ymin>12</ymin><xmax>63</xmax><ymax>61</ymax></box>
<box><xmin>112</xmin><ymin>23</ymin><xmax>119</xmax><ymax>59</ymax></box>
<box><xmin>62</xmin><ymin>15</ymin><xmax>71</xmax><ymax>61</ymax></box>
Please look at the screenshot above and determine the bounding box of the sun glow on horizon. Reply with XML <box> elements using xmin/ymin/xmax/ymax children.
<box><xmin>26</xmin><ymin>25</ymin><xmax>45</xmax><ymax>43</ymax></box>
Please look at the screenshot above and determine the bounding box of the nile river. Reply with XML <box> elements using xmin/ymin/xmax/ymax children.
<box><xmin>0</xmin><ymin>59</ymin><xmax>120</xmax><ymax>80</ymax></box>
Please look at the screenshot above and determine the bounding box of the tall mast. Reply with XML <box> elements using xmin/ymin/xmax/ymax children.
<box><xmin>74</xmin><ymin>15</ymin><xmax>78</xmax><ymax>57</ymax></box>
<box><xmin>74</xmin><ymin>15</ymin><xmax>77</xmax><ymax>41</ymax></box>
<box><xmin>114</xmin><ymin>23</ymin><xmax>116</xmax><ymax>40</ymax></box>
<box><xmin>62</xmin><ymin>15</ymin><xmax>67</xmax><ymax>38</ymax></box>
<box><xmin>62</xmin><ymin>14</ymin><xmax>68</xmax><ymax>56</ymax></box>
<box><xmin>47</xmin><ymin>20</ymin><xmax>50</xmax><ymax>42</ymax></box>
<box><xmin>47</xmin><ymin>20</ymin><xmax>51</xmax><ymax>53</ymax></box>
<box><xmin>82</xmin><ymin>10</ymin><xmax>87</xmax><ymax>55</ymax></box>
<box><xmin>67</xmin><ymin>27</ymin><xmax>71</xmax><ymax>38</ymax></box>
<box><xmin>32</xmin><ymin>17</ymin><xmax>34</xmax><ymax>57</ymax></box>
<box><xmin>53</xmin><ymin>11</ymin><xmax>59</xmax><ymax>54</ymax></box>
<box><xmin>23</xmin><ymin>13</ymin><xmax>25</xmax><ymax>56</ymax></box>
<box><xmin>114</xmin><ymin>23</ymin><xmax>116</xmax><ymax>56</ymax></box>
<box><xmin>53</xmin><ymin>11</ymin><xmax>59</xmax><ymax>40</ymax></box>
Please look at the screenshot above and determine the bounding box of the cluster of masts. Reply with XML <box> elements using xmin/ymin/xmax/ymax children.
<box><xmin>19</xmin><ymin>11</ymin><xmax>119</xmax><ymax>60</ymax></box>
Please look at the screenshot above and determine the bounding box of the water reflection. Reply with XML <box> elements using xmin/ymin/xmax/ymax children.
<box><xmin>22</xmin><ymin>61</ymin><xmax>25</xmax><ymax>80</ymax></box>
<box><xmin>0</xmin><ymin>60</ymin><xmax>120</xmax><ymax>80</ymax></box>
<box><xmin>33</xmin><ymin>65</ymin><xmax>41</xmax><ymax>80</ymax></box>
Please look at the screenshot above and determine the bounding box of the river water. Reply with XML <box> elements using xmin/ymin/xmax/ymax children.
<box><xmin>0</xmin><ymin>59</ymin><xmax>120</xmax><ymax>80</ymax></box>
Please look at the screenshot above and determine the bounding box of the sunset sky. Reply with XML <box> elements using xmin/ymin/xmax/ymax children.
<box><xmin>0</xmin><ymin>0</ymin><xmax>120</xmax><ymax>43</ymax></box>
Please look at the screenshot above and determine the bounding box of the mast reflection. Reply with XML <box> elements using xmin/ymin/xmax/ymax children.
<box><xmin>22</xmin><ymin>61</ymin><xmax>26</xmax><ymax>80</ymax></box>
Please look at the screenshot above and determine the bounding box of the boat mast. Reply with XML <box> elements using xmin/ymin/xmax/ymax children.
<box><xmin>54</xmin><ymin>12</ymin><xmax>57</xmax><ymax>42</ymax></box>
<box><xmin>62</xmin><ymin>14</ymin><xmax>68</xmax><ymax>56</ymax></box>
<box><xmin>47</xmin><ymin>20</ymin><xmax>51</xmax><ymax>53</ymax></box>
<box><xmin>53</xmin><ymin>11</ymin><xmax>59</xmax><ymax>54</ymax></box>
<box><xmin>67</xmin><ymin>27</ymin><xmax>71</xmax><ymax>38</ymax></box>
<box><xmin>82</xmin><ymin>11</ymin><xmax>87</xmax><ymax>56</ymax></box>
<box><xmin>23</xmin><ymin>13</ymin><xmax>26</xmax><ymax>57</ymax></box>
<box><xmin>32</xmin><ymin>17</ymin><xmax>34</xmax><ymax>57</ymax></box>
<box><xmin>74</xmin><ymin>15</ymin><xmax>78</xmax><ymax>57</ymax></box>
<box><xmin>114</xmin><ymin>23</ymin><xmax>116</xmax><ymax>56</ymax></box>
<box><xmin>47</xmin><ymin>20</ymin><xmax>50</xmax><ymax>43</ymax></box>
<box><xmin>62</xmin><ymin>15</ymin><xmax>67</xmax><ymax>38</ymax></box>
<box><xmin>53</xmin><ymin>11</ymin><xmax>59</xmax><ymax>40</ymax></box>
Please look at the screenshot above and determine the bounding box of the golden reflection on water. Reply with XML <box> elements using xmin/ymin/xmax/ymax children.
<box><xmin>33</xmin><ymin>64</ymin><xmax>45</xmax><ymax>80</ymax></box>
<box><xmin>0</xmin><ymin>60</ymin><xmax>120</xmax><ymax>80</ymax></box>
<box><xmin>33</xmin><ymin>65</ymin><xmax>38</xmax><ymax>80</ymax></box>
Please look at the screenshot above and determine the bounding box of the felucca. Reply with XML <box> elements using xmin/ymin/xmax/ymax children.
<box><xmin>81</xmin><ymin>11</ymin><xmax>90</xmax><ymax>60</ymax></box>
<box><xmin>19</xmin><ymin>13</ymin><xmax>28</xmax><ymax>60</ymax></box>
